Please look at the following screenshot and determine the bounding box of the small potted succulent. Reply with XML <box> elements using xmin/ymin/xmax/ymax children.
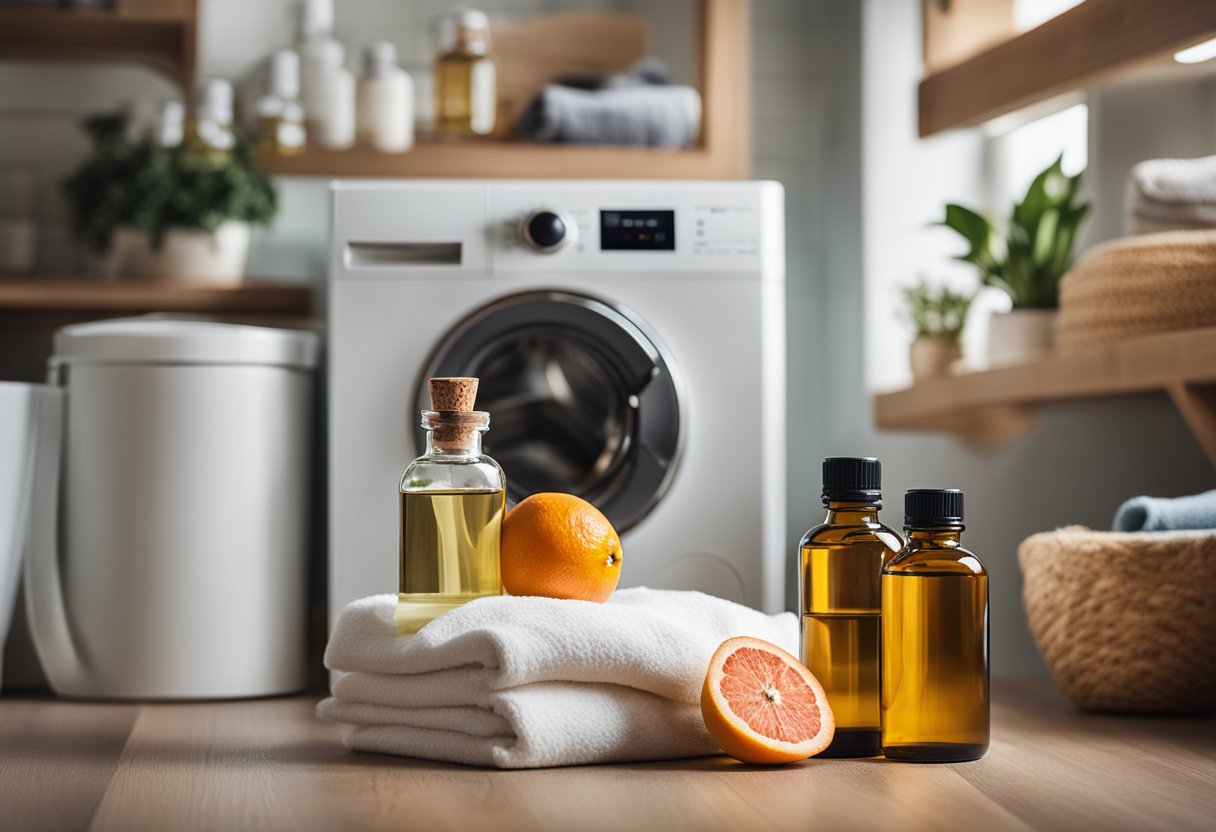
<box><xmin>940</xmin><ymin>155</ymin><xmax>1090</xmax><ymax>365</ymax></box>
<box><xmin>62</xmin><ymin>112</ymin><xmax>277</xmax><ymax>284</ymax></box>
<box><xmin>901</xmin><ymin>278</ymin><xmax>974</xmax><ymax>381</ymax></box>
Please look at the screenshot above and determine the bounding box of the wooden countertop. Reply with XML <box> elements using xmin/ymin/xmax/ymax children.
<box><xmin>2</xmin><ymin>678</ymin><xmax>1213</xmax><ymax>832</ymax></box>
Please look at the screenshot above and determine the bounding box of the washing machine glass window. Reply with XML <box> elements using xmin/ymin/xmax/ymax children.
<box><xmin>416</xmin><ymin>291</ymin><xmax>683</xmax><ymax>533</ymax></box>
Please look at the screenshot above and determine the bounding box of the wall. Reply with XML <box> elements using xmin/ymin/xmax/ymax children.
<box><xmin>859</xmin><ymin>0</ymin><xmax>1215</xmax><ymax>674</ymax></box>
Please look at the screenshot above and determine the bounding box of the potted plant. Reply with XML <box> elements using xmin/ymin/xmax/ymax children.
<box><xmin>940</xmin><ymin>155</ymin><xmax>1090</xmax><ymax>365</ymax></box>
<box><xmin>901</xmin><ymin>278</ymin><xmax>973</xmax><ymax>381</ymax></box>
<box><xmin>62</xmin><ymin>112</ymin><xmax>277</xmax><ymax>284</ymax></box>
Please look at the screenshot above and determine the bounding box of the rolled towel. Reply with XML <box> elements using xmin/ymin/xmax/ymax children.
<box><xmin>1126</xmin><ymin>155</ymin><xmax>1216</xmax><ymax>235</ymax></box>
<box><xmin>517</xmin><ymin>81</ymin><xmax>700</xmax><ymax>148</ymax></box>
<box><xmin>318</xmin><ymin>682</ymin><xmax>717</xmax><ymax>768</ymax></box>
<box><xmin>1113</xmin><ymin>489</ymin><xmax>1216</xmax><ymax>532</ymax></box>
<box><xmin>324</xmin><ymin>587</ymin><xmax>797</xmax><ymax>704</ymax></box>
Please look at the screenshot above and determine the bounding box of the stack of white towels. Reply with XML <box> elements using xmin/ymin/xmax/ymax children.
<box><xmin>1126</xmin><ymin>155</ymin><xmax>1216</xmax><ymax>235</ymax></box>
<box><xmin>318</xmin><ymin>587</ymin><xmax>798</xmax><ymax>769</ymax></box>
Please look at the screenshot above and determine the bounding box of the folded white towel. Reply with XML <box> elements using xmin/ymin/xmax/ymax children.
<box><xmin>1126</xmin><ymin>155</ymin><xmax>1216</xmax><ymax>234</ymax></box>
<box><xmin>324</xmin><ymin>587</ymin><xmax>798</xmax><ymax>704</ymax></box>
<box><xmin>318</xmin><ymin>682</ymin><xmax>718</xmax><ymax>768</ymax></box>
<box><xmin>319</xmin><ymin>588</ymin><xmax>798</xmax><ymax>768</ymax></box>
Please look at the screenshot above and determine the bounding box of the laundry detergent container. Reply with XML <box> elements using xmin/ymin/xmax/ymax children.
<box><xmin>23</xmin><ymin>318</ymin><xmax>318</xmax><ymax>699</ymax></box>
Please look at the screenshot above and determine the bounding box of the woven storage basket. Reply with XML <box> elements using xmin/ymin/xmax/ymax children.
<box><xmin>1019</xmin><ymin>526</ymin><xmax>1216</xmax><ymax>714</ymax></box>
<box><xmin>1057</xmin><ymin>229</ymin><xmax>1216</xmax><ymax>351</ymax></box>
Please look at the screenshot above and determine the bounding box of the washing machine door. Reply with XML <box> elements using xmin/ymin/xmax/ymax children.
<box><xmin>416</xmin><ymin>291</ymin><xmax>683</xmax><ymax>533</ymax></box>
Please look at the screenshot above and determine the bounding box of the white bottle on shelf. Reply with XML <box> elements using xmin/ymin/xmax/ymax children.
<box><xmin>192</xmin><ymin>79</ymin><xmax>236</xmax><ymax>156</ymax></box>
<box><xmin>357</xmin><ymin>42</ymin><xmax>414</xmax><ymax>154</ymax></box>
<box><xmin>305</xmin><ymin>40</ymin><xmax>355</xmax><ymax>151</ymax></box>
<box><xmin>296</xmin><ymin>0</ymin><xmax>353</xmax><ymax>151</ymax></box>
<box><xmin>257</xmin><ymin>49</ymin><xmax>307</xmax><ymax>155</ymax></box>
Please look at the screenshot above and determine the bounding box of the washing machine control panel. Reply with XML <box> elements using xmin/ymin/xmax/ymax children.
<box><xmin>491</xmin><ymin>185</ymin><xmax>775</xmax><ymax>274</ymax></box>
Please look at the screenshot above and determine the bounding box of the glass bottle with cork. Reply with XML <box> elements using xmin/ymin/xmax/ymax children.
<box><xmin>798</xmin><ymin>457</ymin><xmax>902</xmax><ymax>758</ymax></box>
<box><xmin>881</xmin><ymin>488</ymin><xmax>989</xmax><ymax>762</ymax></box>
<box><xmin>396</xmin><ymin>377</ymin><xmax>505</xmax><ymax>634</ymax></box>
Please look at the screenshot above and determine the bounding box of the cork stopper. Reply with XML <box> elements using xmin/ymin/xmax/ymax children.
<box><xmin>425</xmin><ymin>377</ymin><xmax>485</xmax><ymax>450</ymax></box>
<box><xmin>428</xmin><ymin>377</ymin><xmax>478</xmax><ymax>412</ymax></box>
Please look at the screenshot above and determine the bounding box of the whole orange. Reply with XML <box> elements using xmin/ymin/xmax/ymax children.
<box><xmin>500</xmin><ymin>493</ymin><xmax>623</xmax><ymax>603</ymax></box>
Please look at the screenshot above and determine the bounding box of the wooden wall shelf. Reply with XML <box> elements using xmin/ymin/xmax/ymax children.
<box><xmin>264</xmin><ymin>0</ymin><xmax>749</xmax><ymax>180</ymax></box>
<box><xmin>261</xmin><ymin>140</ymin><xmax>737</xmax><ymax>180</ymax></box>
<box><xmin>0</xmin><ymin>0</ymin><xmax>198</xmax><ymax>92</ymax></box>
<box><xmin>919</xmin><ymin>0</ymin><xmax>1216</xmax><ymax>136</ymax></box>
<box><xmin>0</xmin><ymin>277</ymin><xmax>312</xmax><ymax>316</ymax></box>
<box><xmin>874</xmin><ymin>326</ymin><xmax>1216</xmax><ymax>467</ymax></box>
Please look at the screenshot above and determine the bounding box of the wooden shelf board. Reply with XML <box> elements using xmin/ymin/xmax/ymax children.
<box><xmin>0</xmin><ymin>2</ymin><xmax>196</xmax><ymax>88</ymax></box>
<box><xmin>919</xmin><ymin>0</ymin><xmax>1216</xmax><ymax>136</ymax></box>
<box><xmin>874</xmin><ymin>326</ymin><xmax>1216</xmax><ymax>430</ymax></box>
<box><xmin>0</xmin><ymin>278</ymin><xmax>312</xmax><ymax>315</ymax></box>
<box><xmin>261</xmin><ymin>140</ymin><xmax>734</xmax><ymax>180</ymax></box>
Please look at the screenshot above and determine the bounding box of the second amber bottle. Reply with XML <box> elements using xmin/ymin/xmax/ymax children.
<box><xmin>799</xmin><ymin>457</ymin><xmax>902</xmax><ymax>757</ymax></box>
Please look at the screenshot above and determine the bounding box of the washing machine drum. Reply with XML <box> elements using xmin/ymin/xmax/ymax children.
<box><xmin>417</xmin><ymin>291</ymin><xmax>683</xmax><ymax>533</ymax></box>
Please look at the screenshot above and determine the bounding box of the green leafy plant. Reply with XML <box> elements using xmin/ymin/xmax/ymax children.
<box><xmin>62</xmin><ymin>112</ymin><xmax>277</xmax><ymax>253</ymax></box>
<box><xmin>901</xmin><ymin>278</ymin><xmax>974</xmax><ymax>340</ymax></box>
<box><xmin>940</xmin><ymin>155</ymin><xmax>1089</xmax><ymax>309</ymax></box>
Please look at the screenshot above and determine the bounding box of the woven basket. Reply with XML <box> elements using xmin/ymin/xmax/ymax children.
<box><xmin>1057</xmin><ymin>229</ymin><xmax>1216</xmax><ymax>351</ymax></box>
<box><xmin>1019</xmin><ymin>526</ymin><xmax>1216</xmax><ymax>714</ymax></box>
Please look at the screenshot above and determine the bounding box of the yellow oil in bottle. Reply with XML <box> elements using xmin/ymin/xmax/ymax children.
<box><xmin>800</xmin><ymin>537</ymin><xmax>897</xmax><ymax>756</ymax></box>
<box><xmin>434</xmin><ymin>13</ymin><xmax>496</xmax><ymax>136</ymax></box>
<box><xmin>881</xmin><ymin>490</ymin><xmax>989</xmax><ymax>763</ymax></box>
<box><xmin>799</xmin><ymin>454</ymin><xmax>900</xmax><ymax>758</ymax></box>
<box><xmin>396</xmin><ymin>488</ymin><xmax>505</xmax><ymax>634</ymax></box>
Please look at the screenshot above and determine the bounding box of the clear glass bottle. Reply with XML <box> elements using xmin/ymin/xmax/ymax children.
<box><xmin>799</xmin><ymin>457</ymin><xmax>902</xmax><ymax>758</ymax></box>
<box><xmin>882</xmin><ymin>489</ymin><xmax>989</xmax><ymax>763</ymax></box>
<box><xmin>434</xmin><ymin>9</ymin><xmax>497</xmax><ymax>136</ymax></box>
<box><xmin>396</xmin><ymin>380</ymin><xmax>505</xmax><ymax>634</ymax></box>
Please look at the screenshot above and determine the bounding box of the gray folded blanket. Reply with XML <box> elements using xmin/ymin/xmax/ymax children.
<box><xmin>1113</xmin><ymin>488</ymin><xmax>1216</xmax><ymax>532</ymax></box>
<box><xmin>517</xmin><ymin>59</ymin><xmax>701</xmax><ymax>148</ymax></box>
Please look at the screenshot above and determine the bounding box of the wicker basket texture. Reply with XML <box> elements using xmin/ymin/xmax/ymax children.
<box><xmin>1019</xmin><ymin>526</ymin><xmax>1216</xmax><ymax>714</ymax></box>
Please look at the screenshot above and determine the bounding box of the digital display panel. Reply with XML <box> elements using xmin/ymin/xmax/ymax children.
<box><xmin>600</xmin><ymin>210</ymin><xmax>675</xmax><ymax>251</ymax></box>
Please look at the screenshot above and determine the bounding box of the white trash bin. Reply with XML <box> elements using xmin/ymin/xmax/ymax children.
<box><xmin>21</xmin><ymin>318</ymin><xmax>318</xmax><ymax>699</ymax></box>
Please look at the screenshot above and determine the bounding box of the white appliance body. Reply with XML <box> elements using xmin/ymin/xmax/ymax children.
<box><xmin>21</xmin><ymin>319</ymin><xmax>317</xmax><ymax>699</ymax></box>
<box><xmin>0</xmin><ymin>382</ymin><xmax>46</xmax><ymax>688</ymax></box>
<box><xmin>329</xmin><ymin>181</ymin><xmax>786</xmax><ymax>625</ymax></box>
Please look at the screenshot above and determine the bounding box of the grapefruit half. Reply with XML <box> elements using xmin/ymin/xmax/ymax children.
<box><xmin>700</xmin><ymin>636</ymin><xmax>835</xmax><ymax>764</ymax></box>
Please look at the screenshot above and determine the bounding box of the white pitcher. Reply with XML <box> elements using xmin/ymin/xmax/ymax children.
<box><xmin>19</xmin><ymin>318</ymin><xmax>318</xmax><ymax>700</ymax></box>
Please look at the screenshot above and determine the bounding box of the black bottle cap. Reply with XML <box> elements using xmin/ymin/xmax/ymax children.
<box><xmin>905</xmin><ymin>489</ymin><xmax>964</xmax><ymax>527</ymax></box>
<box><xmin>822</xmin><ymin>457</ymin><xmax>881</xmax><ymax>503</ymax></box>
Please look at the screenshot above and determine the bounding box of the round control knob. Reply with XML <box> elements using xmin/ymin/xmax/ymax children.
<box><xmin>522</xmin><ymin>210</ymin><xmax>576</xmax><ymax>253</ymax></box>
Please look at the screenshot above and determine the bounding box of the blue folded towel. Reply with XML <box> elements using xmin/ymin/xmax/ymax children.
<box><xmin>1113</xmin><ymin>488</ymin><xmax>1216</xmax><ymax>532</ymax></box>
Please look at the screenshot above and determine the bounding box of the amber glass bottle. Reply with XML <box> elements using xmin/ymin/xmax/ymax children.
<box><xmin>881</xmin><ymin>489</ymin><xmax>989</xmax><ymax>763</ymax></box>
<box><xmin>799</xmin><ymin>457</ymin><xmax>902</xmax><ymax>758</ymax></box>
<box><xmin>434</xmin><ymin>10</ymin><xmax>496</xmax><ymax>136</ymax></box>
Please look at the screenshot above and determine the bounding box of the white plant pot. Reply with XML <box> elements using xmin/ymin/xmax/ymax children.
<box><xmin>909</xmin><ymin>336</ymin><xmax>962</xmax><ymax>382</ymax></box>
<box><xmin>986</xmin><ymin>308</ymin><xmax>1057</xmax><ymax>366</ymax></box>
<box><xmin>104</xmin><ymin>221</ymin><xmax>251</xmax><ymax>284</ymax></box>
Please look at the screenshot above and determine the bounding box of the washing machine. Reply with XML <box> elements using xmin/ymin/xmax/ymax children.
<box><xmin>328</xmin><ymin>180</ymin><xmax>786</xmax><ymax>625</ymax></box>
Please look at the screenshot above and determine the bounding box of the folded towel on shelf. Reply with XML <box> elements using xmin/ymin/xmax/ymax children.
<box><xmin>1113</xmin><ymin>488</ymin><xmax>1216</xmax><ymax>532</ymax></box>
<box><xmin>318</xmin><ymin>588</ymin><xmax>797</xmax><ymax>768</ymax></box>
<box><xmin>1126</xmin><ymin>155</ymin><xmax>1216</xmax><ymax>235</ymax></box>
<box><xmin>516</xmin><ymin>59</ymin><xmax>701</xmax><ymax>148</ymax></box>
